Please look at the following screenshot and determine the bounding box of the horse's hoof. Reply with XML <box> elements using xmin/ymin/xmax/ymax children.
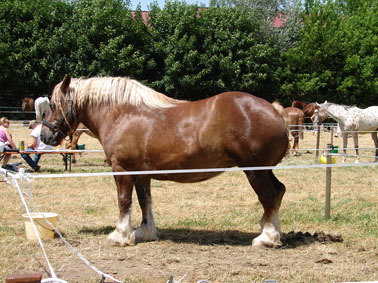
<box><xmin>252</xmin><ymin>232</ymin><xmax>282</xmax><ymax>248</ymax></box>
<box><xmin>107</xmin><ymin>230</ymin><xmax>136</xmax><ymax>246</ymax></box>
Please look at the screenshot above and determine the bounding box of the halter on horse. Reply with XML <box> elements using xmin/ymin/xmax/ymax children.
<box><xmin>317</xmin><ymin>102</ymin><xmax>378</xmax><ymax>163</ymax></box>
<box><xmin>41</xmin><ymin>75</ymin><xmax>289</xmax><ymax>248</ymax></box>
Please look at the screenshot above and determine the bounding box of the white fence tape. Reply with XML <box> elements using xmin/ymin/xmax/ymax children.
<box><xmin>26</xmin><ymin>162</ymin><xmax>378</xmax><ymax>179</ymax></box>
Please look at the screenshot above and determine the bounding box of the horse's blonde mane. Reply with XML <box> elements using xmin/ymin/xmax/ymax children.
<box><xmin>53</xmin><ymin>77</ymin><xmax>184</xmax><ymax>110</ymax></box>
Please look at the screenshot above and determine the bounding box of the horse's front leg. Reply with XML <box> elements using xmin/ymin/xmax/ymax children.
<box><xmin>134</xmin><ymin>177</ymin><xmax>158</xmax><ymax>243</ymax></box>
<box><xmin>353</xmin><ymin>133</ymin><xmax>359</xmax><ymax>163</ymax></box>
<box><xmin>342</xmin><ymin>132</ymin><xmax>348</xmax><ymax>163</ymax></box>
<box><xmin>107</xmin><ymin>174</ymin><xmax>136</xmax><ymax>246</ymax></box>
<box><xmin>371</xmin><ymin>132</ymin><xmax>378</xmax><ymax>162</ymax></box>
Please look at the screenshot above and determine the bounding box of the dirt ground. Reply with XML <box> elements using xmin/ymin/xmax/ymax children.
<box><xmin>24</xmin><ymin>230</ymin><xmax>375</xmax><ymax>283</ymax></box>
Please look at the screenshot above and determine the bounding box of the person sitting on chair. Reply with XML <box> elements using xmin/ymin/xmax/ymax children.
<box><xmin>21</xmin><ymin>120</ymin><xmax>52</xmax><ymax>172</ymax></box>
<box><xmin>0</xmin><ymin>117</ymin><xmax>18</xmax><ymax>170</ymax></box>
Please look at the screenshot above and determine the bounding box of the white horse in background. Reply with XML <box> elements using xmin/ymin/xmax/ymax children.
<box><xmin>317</xmin><ymin>102</ymin><xmax>378</xmax><ymax>163</ymax></box>
<box><xmin>34</xmin><ymin>97</ymin><xmax>50</xmax><ymax>121</ymax></box>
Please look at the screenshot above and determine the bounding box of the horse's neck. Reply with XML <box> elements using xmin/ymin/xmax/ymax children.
<box><xmin>326</xmin><ymin>105</ymin><xmax>351</xmax><ymax>122</ymax></box>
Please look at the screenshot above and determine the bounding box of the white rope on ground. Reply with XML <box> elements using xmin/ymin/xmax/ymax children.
<box><xmin>1</xmin><ymin>167</ymin><xmax>124</xmax><ymax>283</ymax></box>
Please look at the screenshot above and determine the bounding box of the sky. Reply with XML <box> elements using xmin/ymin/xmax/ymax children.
<box><xmin>129</xmin><ymin>0</ymin><xmax>207</xmax><ymax>11</ymax></box>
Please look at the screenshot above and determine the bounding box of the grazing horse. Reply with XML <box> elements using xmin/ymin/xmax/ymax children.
<box><xmin>284</xmin><ymin>107</ymin><xmax>304</xmax><ymax>156</ymax></box>
<box><xmin>34</xmin><ymin>97</ymin><xmax>50</xmax><ymax>121</ymax></box>
<box><xmin>317</xmin><ymin>102</ymin><xmax>378</xmax><ymax>163</ymax></box>
<box><xmin>41</xmin><ymin>75</ymin><xmax>289</xmax><ymax>248</ymax></box>
<box><xmin>21</xmin><ymin>98</ymin><xmax>34</xmax><ymax>112</ymax></box>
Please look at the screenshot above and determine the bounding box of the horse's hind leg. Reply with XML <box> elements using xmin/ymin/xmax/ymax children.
<box><xmin>134</xmin><ymin>177</ymin><xmax>158</xmax><ymax>243</ymax></box>
<box><xmin>107</xmin><ymin>174</ymin><xmax>136</xmax><ymax>246</ymax></box>
<box><xmin>245</xmin><ymin>170</ymin><xmax>286</xmax><ymax>248</ymax></box>
<box><xmin>353</xmin><ymin>133</ymin><xmax>359</xmax><ymax>163</ymax></box>
<box><xmin>372</xmin><ymin>131</ymin><xmax>378</xmax><ymax>162</ymax></box>
<box><xmin>342</xmin><ymin>133</ymin><xmax>348</xmax><ymax>163</ymax></box>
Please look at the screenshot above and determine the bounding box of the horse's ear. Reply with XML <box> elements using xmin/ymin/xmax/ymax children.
<box><xmin>324</xmin><ymin>100</ymin><xmax>327</xmax><ymax>103</ymax></box>
<box><xmin>60</xmin><ymin>74</ymin><xmax>71</xmax><ymax>94</ymax></box>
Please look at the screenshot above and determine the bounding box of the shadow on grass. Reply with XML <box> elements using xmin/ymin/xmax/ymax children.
<box><xmin>78</xmin><ymin>226</ymin><xmax>325</xmax><ymax>248</ymax></box>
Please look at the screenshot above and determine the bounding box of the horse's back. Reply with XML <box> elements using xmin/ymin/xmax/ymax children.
<box><xmin>184</xmin><ymin>92</ymin><xmax>289</xmax><ymax>165</ymax></box>
<box><xmin>359</xmin><ymin>106</ymin><xmax>378</xmax><ymax>130</ymax></box>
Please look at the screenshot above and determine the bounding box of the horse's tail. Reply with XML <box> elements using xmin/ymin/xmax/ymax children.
<box><xmin>272</xmin><ymin>101</ymin><xmax>290</xmax><ymax>155</ymax></box>
<box><xmin>299</xmin><ymin>111</ymin><xmax>304</xmax><ymax>140</ymax></box>
<box><xmin>272</xmin><ymin>101</ymin><xmax>289</xmax><ymax>130</ymax></box>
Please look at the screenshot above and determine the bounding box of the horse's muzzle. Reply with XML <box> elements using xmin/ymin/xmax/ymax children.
<box><xmin>40</xmin><ymin>127</ymin><xmax>63</xmax><ymax>146</ymax></box>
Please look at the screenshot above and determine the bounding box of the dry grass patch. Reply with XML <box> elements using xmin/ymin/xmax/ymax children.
<box><xmin>0</xmin><ymin>124</ymin><xmax>377</xmax><ymax>282</ymax></box>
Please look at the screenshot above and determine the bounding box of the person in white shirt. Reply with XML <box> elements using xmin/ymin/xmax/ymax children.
<box><xmin>21</xmin><ymin>120</ymin><xmax>52</xmax><ymax>172</ymax></box>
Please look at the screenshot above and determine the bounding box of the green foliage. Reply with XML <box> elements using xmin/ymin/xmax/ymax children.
<box><xmin>0</xmin><ymin>0</ymin><xmax>72</xmax><ymax>99</ymax></box>
<box><xmin>280</xmin><ymin>0</ymin><xmax>378</xmax><ymax>106</ymax></box>
<box><xmin>70</xmin><ymin>0</ymin><xmax>149</xmax><ymax>79</ymax></box>
<box><xmin>148</xmin><ymin>3</ymin><xmax>282</xmax><ymax>100</ymax></box>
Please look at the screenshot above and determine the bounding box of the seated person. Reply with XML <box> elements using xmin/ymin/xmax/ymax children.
<box><xmin>21</xmin><ymin>120</ymin><xmax>52</xmax><ymax>172</ymax></box>
<box><xmin>0</xmin><ymin>117</ymin><xmax>17</xmax><ymax>170</ymax></box>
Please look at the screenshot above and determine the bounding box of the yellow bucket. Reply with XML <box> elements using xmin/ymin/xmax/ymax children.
<box><xmin>22</xmin><ymin>212</ymin><xmax>58</xmax><ymax>241</ymax></box>
<box><xmin>320</xmin><ymin>154</ymin><xmax>335</xmax><ymax>164</ymax></box>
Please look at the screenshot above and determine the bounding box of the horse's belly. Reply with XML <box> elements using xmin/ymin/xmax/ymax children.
<box><xmin>151</xmin><ymin>171</ymin><xmax>224</xmax><ymax>183</ymax></box>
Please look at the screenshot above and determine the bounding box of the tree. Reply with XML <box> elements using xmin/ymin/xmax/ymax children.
<box><xmin>70</xmin><ymin>0</ymin><xmax>149</xmax><ymax>79</ymax></box>
<box><xmin>280</xmin><ymin>0</ymin><xmax>378</xmax><ymax>106</ymax></box>
<box><xmin>0</xmin><ymin>0</ymin><xmax>73</xmax><ymax>101</ymax></box>
<box><xmin>148</xmin><ymin>2</ymin><xmax>283</xmax><ymax>101</ymax></box>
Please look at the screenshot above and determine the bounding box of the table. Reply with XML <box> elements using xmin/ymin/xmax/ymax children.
<box><xmin>1</xmin><ymin>150</ymin><xmax>85</xmax><ymax>171</ymax></box>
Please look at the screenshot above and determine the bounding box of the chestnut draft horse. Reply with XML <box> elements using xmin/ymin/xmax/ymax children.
<box><xmin>284</xmin><ymin>107</ymin><xmax>304</xmax><ymax>156</ymax></box>
<box><xmin>41</xmin><ymin>75</ymin><xmax>289</xmax><ymax>248</ymax></box>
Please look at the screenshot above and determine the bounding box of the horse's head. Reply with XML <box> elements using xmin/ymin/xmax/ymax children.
<box><xmin>41</xmin><ymin>75</ymin><xmax>79</xmax><ymax>146</ymax></box>
<box><xmin>314</xmin><ymin>102</ymin><xmax>329</xmax><ymax>123</ymax></box>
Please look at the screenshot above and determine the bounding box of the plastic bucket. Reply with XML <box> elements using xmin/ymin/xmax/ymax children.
<box><xmin>320</xmin><ymin>154</ymin><xmax>335</xmax><ymax>164</ymax></box>
<box><xmin>22</xmin><ymin>212</ymin><xmax>58</xmax><ymax>241</ymax></box>
<box><xmin>77</xmin><ymin>144</ymin><xmax>85</xmax><ymax>150</ymax></box>
<box><xmin>332</xmin><ymin>146</ymin><xmax>339</xmax><ymax>153</ymax></box>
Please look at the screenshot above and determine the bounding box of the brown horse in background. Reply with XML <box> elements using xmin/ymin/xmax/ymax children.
<box><xmin>41</xmin><ymin>75</ymin><xmax>289</xmax><ymax>248</ymax></box>
<box><xmin>284</xmin><ymin>107</ymin><xmax>304</xmax><ymax>156</ymax></box>
<box><xmin>21</xmin><ymin>98</ymin><xmax>34</xmax><ymax>112</ymax></box>
<box><xmin>291</xmin><ymin>100</ymin><xmax>318</xmax><ymax>118</ymax></box>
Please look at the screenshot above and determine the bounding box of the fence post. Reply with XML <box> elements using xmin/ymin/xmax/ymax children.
<box><xmin>325</xmin><ymin>143</ymin><xmax>333</xmax><ymax>220</ymax></box>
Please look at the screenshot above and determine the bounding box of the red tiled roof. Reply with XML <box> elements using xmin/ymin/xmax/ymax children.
<box><xmin>131</xmin><ymin>10</ymin><xmax>286</xmax><ymax>28</ymax></box>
